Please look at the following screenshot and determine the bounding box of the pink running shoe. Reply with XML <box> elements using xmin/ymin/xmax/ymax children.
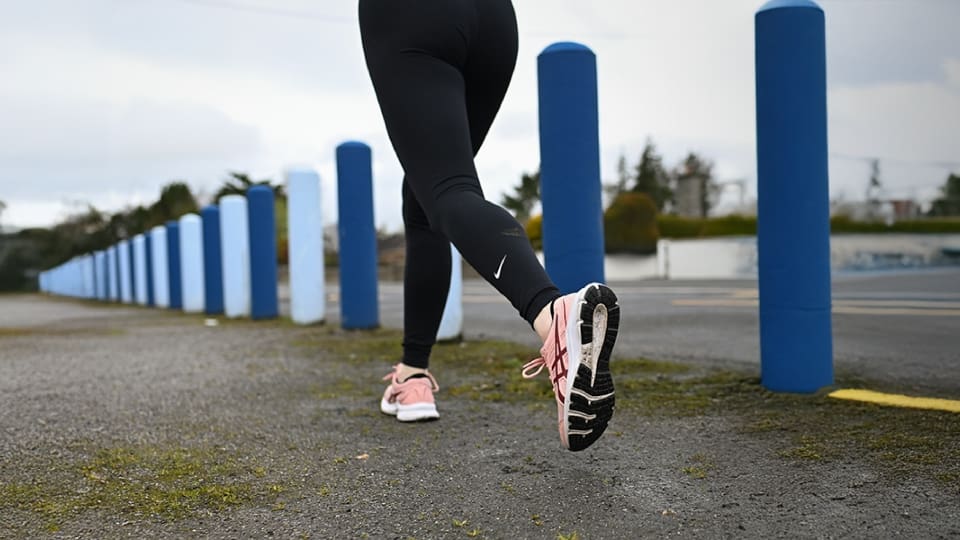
<box><xmin>380</xmin><ymin>365</ymin><xmax>440</xmax><ymax>422</ymax></box>
<box><xmin>522</xmin><ymin>283</ymin><xmax>619</xmax><ymax>451</ymax></box>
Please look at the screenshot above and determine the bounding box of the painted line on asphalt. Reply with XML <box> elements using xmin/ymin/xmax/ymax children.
<box><xmin>829</xmin><ymin>389</ymin><xmax>960</xmax><ymax>413</ymax></box>
<box><xmin>671</xmin><ymin>298</ymin><xmax>960</xmax><ymax>316</ymax></box>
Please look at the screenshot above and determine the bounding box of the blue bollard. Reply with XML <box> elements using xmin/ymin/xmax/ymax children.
<box><xmin>247</xmin><ymin>186</ymin><xmax>279</xmax><ymax>320</ymax></box>
<box><xmin>201</xmin><ymin>205</ymin><xmax>225</xmax><ymax>315</ymax></box>
<box><xmin>756</xmin><ymin>0</ymin><xmax>833</xmax><ymax>393</ymax></box>
<box><xmin>537</xmin><ymin>42</ymin><xmax>606</xmax><ymax>294</ymax></box>
<box><xmin>336</xmin><ymin>141</ymin><xmax>379</xmax><ymax>329</ymax></box>
<box><xmin>145</xmin><ymin>233</ymin><xmax>155</xmax><ymax>306</ymax></box>
<box><xmin>166</xmin><ymin>221</ymin><xmax>183</xmax><ymax>310</ymax></box>
<box><xmin>128</xmin><ymin>236</ymin><xmax>138</xmax><ymax>303</ymax></box>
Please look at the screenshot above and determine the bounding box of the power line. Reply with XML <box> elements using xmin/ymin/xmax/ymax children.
<box><xmin>830</xmin><ymin>153</ymin><xmax>960</xmax><ymax>170</ymax></box>
<box><xmin>166</xmin><ymin>0</ymin><xmax>353</xmax><ymax>23</ymax></box>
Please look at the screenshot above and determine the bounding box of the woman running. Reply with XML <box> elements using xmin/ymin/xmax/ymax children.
<box><xmin>359</xmin><ymin>0</ymin><xmax>619</xmax><ymax>451</ymax></box>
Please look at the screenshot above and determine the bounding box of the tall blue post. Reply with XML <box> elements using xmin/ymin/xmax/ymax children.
<box><xmin>145</xmin><ymin>233</ymin><xmax>155</xmax><ymax>306</ymax></box>
<box><xmin>128</xmin><ymin>236</ymin><xmax>138</xmax><ymax>303</ymax></box>
<box><xmin>537</xmin><ymin>42</ymin><xmax>606</xmax><ymax>294</ymax></box>
<box><xmin>336</xmin><ymin>141</ymin><xmax>379</xmax><ymax>329</ymax></box>
<box><xmin>201</xmin><ymin>205</ymin><xmax>225</xmax><ymax>315</ymax></box>
<box><xmin>247</xmin><ymin>187</ymin><xmax>278</xmax><ymax>320</ymax></box>
<box><xmin>166</xmin><ymin>221</ymin><xmax>183</xmax><ymax>310</ymax></box>
<box><xmin>756</xmin><ymin>0</ymin><xmax>833</xmax><ymax>392</ymax></box>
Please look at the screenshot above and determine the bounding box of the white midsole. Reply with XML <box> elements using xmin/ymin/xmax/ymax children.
<box><xmin>381</xmin><ymin>399</ymin><xmax>439</xmax><ymax>421</ymax></box>
<box><xmin>563</xmin><ymin>284</ymin><xmax>591</xmax><ymax>432</ymax></box>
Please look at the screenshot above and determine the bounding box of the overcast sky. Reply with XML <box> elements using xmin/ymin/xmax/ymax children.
<box><xmin>1</xmin><ymin>0</ymin><xmax>958</xmax><ymax>231</ymax></box>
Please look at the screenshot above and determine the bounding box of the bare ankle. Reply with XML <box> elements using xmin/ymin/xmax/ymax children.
<box><xmin>397</xmin><ymin>363</ymin><xmax>428</xmax><ymax>382</ymax></box>
<box><xmin>533</xmin><ymin>303</ymin><xmax>553</xmax><ymax>342</ymax></box>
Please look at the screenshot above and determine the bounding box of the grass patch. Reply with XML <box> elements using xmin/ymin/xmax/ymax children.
<box><xmin>682</xmin><ymin>453</ymin><xmax>714</xmax><ymax>479</ymax></box>
<box><xmin>0</xmin><ymin>444</ymin><xmax>283</xmax><ymax>533</ymax></box>
<box><xmin>297</xmin><ymin>326</ymin><xmax>960</xmax><ymax>491</ymax></box>
<box><xmin>0</xmin><ymin>327</ymin><xmax>125</xmax><ymax>338</ymax></box>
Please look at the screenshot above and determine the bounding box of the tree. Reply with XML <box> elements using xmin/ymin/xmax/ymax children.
<box><xmin>604</xmin><ymin>192</ymin><xmax>659</xmax><ymax>254</ymax></box>
<box><xmin>0</xmin><ymin>199</ymin><xmax>6</xmax><ymax>232</ymax></box>
<box><xmin>500</xmin><ymin>169</ymin><xmax>540</xmax><ymax>223</ymax></box>
<box><xmin>604</xmin><ymin>155</ymin><xmax>632</xmax><ymax>201</ymax></box>
<box><xmin>929</xmin><ymin>173</ymin><xmax>960</xmax><ymax>216</ymax></box>
<box><xmin>673</xmin><ymin>153</ymin><xmax>716</xmax><ymax>218</ymax></box>
<box><xmin>214</xmin><ymin>171</ymin><xmax>285</xmax><ymax>202</ymax></box>
<box><xmin>149</xmin><ymin>182</ymin><xmax>199</xmax><ymax>226</ymax></box>
<box><xmin>631</xmin><ymin>140</ymin><xmax>673</xmax><ymax>212</ymax></box>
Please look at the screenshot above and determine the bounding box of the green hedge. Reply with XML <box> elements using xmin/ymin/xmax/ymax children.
<box><xmin>604</xmin><ymin>192</ymin><xmax>659</xmax><ymax>254</ymax></box>
<box><xmin>658</xmin><ymin>215</ymin><xmax>960</xmax><ymax>238</ymax></box>
<box><xmin>524</xmin><ymin>212</ymin><xmax>960</xmax><ymax>247</ymax></box>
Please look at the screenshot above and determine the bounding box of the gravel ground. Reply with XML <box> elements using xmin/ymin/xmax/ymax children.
<box><xmin>1</xmin><ymin>295</ymin><xmax>958</xmax><ymax>539</ymax></box>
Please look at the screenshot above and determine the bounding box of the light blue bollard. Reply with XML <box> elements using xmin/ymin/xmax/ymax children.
<box><xmin>220</xmin><ymin>195</ymin><xmax>251</xmax><ymax>318</ymax></box>
<box><xmin>107</xmin><ymin>246</ymin><xmax>118</xmax><ymax>301</ymax></box>
<box><xmin>118</xmin><ymin>240</ymin><xmax>133</xmax><ymax>303</ymax></box>
<box><xmin>92</xmin><ymin>251</ymin><xmax>103</xmax><ymax>300</ymax></box>
<box><xmin>336</xmin><ymin>142</ymin><xmax>379</xmax><ymax>329</ymax></box>
<box><xmin>756</xmin><ymin>0</ymin><xmax>833</xmax><ymax>393</ymax></box>
<box><xmin>150</xmin><ymin>226</ymin><xmax>170</xmax><ymax>308</ymax></box>
<box><xmin>179</xmin><ymin>213</ymin><xmax>206</xmax><ymax>313</ymax></box>
<box><xmin>201</xmin><ymin>205</ymin><xmax>224</xmax><ymax>315</ymax></box>
<box><xmin>537</xmin><ymin>42</ymin><xmax>606</xmax><ymax>293</ymax></box>
<box><xmin>133</xmin><ymin>235</ymin><xmax>149</xmax><ymax>305</ymax></box>
<box><xmin>83</xmin><ymin>254</ymin><xmax>96</xmax><ymax>299</ymax></box>
<box><xmin>247</xmin><ymin>186</ymin><xmax>279</xmax><ymax>320</ymax></box>
<box><xmin>286</xmin><ymin>169</ymin><xmax>325</xmax><ymax>325</ymax></box>
<box><xmin>144</xmin><ymin>234</ymin><xmax>155</xmax><ymax>307</ymax></box>
<box><xmin>436</xmin><ymin>244</ymin><xmax>463</xmax><ymax>341</ymax></box>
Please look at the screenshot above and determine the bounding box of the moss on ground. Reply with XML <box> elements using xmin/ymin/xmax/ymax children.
<box><xmin>0</xmin><ymin>444</ymin><xmax>284</xmax><ymax>534</ymax></box>
<box><xmin>0</xmin><ymin>327</ymin><xmax>125</xmax><ymax>338</ymax></box>
<box><xmin>297</xmin><ymin>328</ymin><xmax>960</xmax><ymax>491</ymax></box>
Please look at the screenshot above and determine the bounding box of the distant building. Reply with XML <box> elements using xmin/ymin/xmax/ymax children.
<box><xmin>674</xmin><ymin>174</ymin><xmax>707</xmax><ymax>218</ymax></box>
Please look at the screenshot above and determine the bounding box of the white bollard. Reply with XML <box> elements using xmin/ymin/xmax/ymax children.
<box><xmin>179</xmin><ymin>213</ymin><xmax>206</xmax><ymax>313</ymax></box>
<box><xmin>287</xmin><ymin>169</ymin><xmax>325</xmax><ymax>325</ymax></box>
<box><xmin>656</xmin><ymin>239</ymin><xmax>670</xmax><ymax>279</ymax></box>
<box><xmin>436</xmin><ymin>244</ymin><xmax>463</xmax><ymax>341</ymax></box>
<box><xmin>220</xmin><ymin>195</ymin><xmax>251</xmax><ymax>318</ymax></box>
<box><xmin>150</xmin><ymin>226</ymin><xmax>170</xmax><ymax>308</ymax></box>
<box><xmin>133</xmin><ymin>235</ymin><xmax>149</xmax><ymax>305</ymax></box>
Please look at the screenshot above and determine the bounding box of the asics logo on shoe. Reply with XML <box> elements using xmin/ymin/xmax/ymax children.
<box><xmin>494</xmin><ymin>255</ymin><xmax>507</xmax><ymax>279</ymax></box>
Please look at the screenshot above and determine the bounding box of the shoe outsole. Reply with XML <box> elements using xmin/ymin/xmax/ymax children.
<box><xmin>566</xmin><ymin>283</ymin><xmax>619</xmax><ymax>452</ymax></box>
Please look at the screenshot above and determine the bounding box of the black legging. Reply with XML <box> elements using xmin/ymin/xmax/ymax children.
<box><xmin>360</xmin><ymin>0</ymin><xmax>560</xmax><ymax>369</ymax></box>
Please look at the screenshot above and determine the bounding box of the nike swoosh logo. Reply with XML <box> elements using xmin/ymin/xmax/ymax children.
<box><xmin>494</xmin><ymin>255</ymin><xmax>507</xmax><ymax>280</ymax></box>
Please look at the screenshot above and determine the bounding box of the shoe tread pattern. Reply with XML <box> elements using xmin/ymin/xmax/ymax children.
<box><xmin>567</xmin><ymin>284</ymin><xmax>619</xmax><ymax>451</ymax></box>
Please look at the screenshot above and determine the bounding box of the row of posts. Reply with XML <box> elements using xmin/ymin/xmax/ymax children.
<box><xmin>39</xmin><ymin>3</ymin><xmax>833</xmax><ymax>394</ymax></box>
<box><xmin>38</xmin><ymin>143</ymin><xmax>464</xmax><ymax>339</ymax></box>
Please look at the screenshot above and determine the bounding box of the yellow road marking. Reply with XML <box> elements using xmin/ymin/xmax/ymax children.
<box><xmin>829</xmin><ymin>389</ymin><xmax>960</xmax><ymax>413</ymax></box>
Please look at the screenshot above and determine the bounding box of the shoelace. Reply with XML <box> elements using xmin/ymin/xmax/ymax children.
<box><xmin>521</xmin><ymin>358</ymin><xmax>547</xmax><ymax>378</ymax></box>
<box><xmin>383</xmin><ymin>365</ymin><xmax>440</xmax><ymax>392</ymax></box>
